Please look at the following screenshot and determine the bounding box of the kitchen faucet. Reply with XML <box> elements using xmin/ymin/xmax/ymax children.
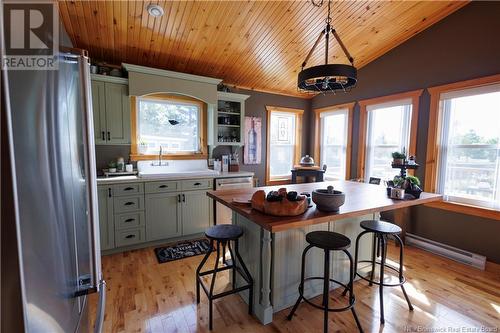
<box><xmin>152</xmin><ymin>146</ymin><xmax>167</xmax><ymax>166</ymax></box>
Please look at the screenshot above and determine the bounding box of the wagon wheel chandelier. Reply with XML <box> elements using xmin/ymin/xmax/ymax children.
<box><xmin>297</xmin><ymin>0</ymin><xmax>357</xmax><ymax>94</ymax></box>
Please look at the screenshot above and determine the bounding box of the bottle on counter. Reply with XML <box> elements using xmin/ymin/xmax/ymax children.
<box><xmin>117</xmin><ymin>157</ymin><xmax>125</xmax><ymax>172</ymax></box>
<box><xmin>248</xmin><ymin>118</ymin><xmax>257</xmax><ymax>163</ymax></box>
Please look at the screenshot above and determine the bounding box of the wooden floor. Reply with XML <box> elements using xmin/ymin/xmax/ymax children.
<box><xmin>89</xmin><ymin>243</ymin><xmax>500</xmax><ymax>333</ymax></box>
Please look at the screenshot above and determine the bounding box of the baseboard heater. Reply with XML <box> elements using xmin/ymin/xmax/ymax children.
<box><xmin>405</xmin><ymin>233</ymin><xmax>486</xmax><ymax>270</ymax></box>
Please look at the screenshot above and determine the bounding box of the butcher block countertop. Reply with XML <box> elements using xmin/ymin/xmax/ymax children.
<box><xmin>207</xmin><ymin>180</ymin><xmax>442</xmax><ymax>232</ymax></box>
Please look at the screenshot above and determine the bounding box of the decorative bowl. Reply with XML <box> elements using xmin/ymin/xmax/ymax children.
<box><xmin>312</xmin><ymin>186</ymin><xmax>345</xmax><ymax>212</ymax></box>
<box><xmin>300</xmin><ymin>155</ymin><xmax>315</xmax><ymax>166</ymax></box>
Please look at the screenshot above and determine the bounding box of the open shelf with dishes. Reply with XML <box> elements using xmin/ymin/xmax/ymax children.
<box><xmin>211</xmin><ymin>91</ymin><xmax>250</xmax><ymax>146</ymax></box>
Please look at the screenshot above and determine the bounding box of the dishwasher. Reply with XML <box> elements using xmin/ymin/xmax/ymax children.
<box><xmin>214</xmin><ymin>176</ymin><xmax>254</xmax><ymax>225</ymax></box>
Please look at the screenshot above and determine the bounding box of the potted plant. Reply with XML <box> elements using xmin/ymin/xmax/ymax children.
<box><xmin>392</xmin><ymin>151</ymin><xmax>406</xmax><ymax>165</ymax></box>
<box><xmin>385</xmin><ymin>179</ymin><xmax>394</xmax><ymax>197</ymax></box>
<box><xmin>108</xmin><ymin>161</ymin><xmax>117</xmax><ymax>173</ymax></box>
<box><xmin>404</xmin><ymin>175</ymin><xmax>422</xmax><ymax>198</ymax></box>
<box><xmin>390</xmin><ymin>176</ymin><xmax>406</xmax><ymax>199</ymax></box>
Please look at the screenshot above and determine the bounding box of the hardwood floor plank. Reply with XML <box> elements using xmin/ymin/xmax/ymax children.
<box><xmin>90</xmin><ymin>243</ymin><xmax>500</xmax><ymax>332</ymax></box>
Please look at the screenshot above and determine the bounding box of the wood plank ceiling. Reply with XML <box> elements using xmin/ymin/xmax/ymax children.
<box><xmin>59</xmin><ymin>1</ymin><xmax>468</xmax><ymax>97</ymax></box>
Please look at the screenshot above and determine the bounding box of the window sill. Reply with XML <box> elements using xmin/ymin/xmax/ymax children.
<box><xmin>266</xmin><ymin>179</ymin><xmax>292</xmax><ymax>186</ymax></box>
<box><xmin>130</xmin><ymin>153</ymin><xmax>208</xmax><ymax>161</ymax></box>
<box><xmin>424</xmin><ymin>201</ymin><xmax>499</xmax><ymax>220</ymax></box>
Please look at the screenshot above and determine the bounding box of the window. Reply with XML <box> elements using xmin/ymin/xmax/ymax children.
<box><xmin>266</xmin><ymin>106</ymin><xmax>303</xmax><ymax>184</ymax></box>
<box><xmin>130</xmin><ymin>94</ymin><xmax>207</xmax><ymax>160</ymax></box>
<box><xmin>358</xmin><ymin>90</ymin><xmax>421</xmax><ymax>182</ymax></box>
<box><xmin>365</xmin><ymin>101</ymin><xmax>412</xmax><ymax>180</ymax></box>
<box><xmin>314</xmin><ymin>103</ymin><xmax>353</xmax><ymax>180</ymax></box>
<box><xmin>436</xmin><ymin>84</ymin><xmax>500</xmax><ymax>210</ymax></box>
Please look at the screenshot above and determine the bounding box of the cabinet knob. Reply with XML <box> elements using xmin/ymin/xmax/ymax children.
<box><xmin>125</xmin><ymin>234</ymin><xmax>135</xmax><ymax>239</ymax></box>
<box><xmin>101</xmin><ymin>131</ymin><xmax>105</xmax><ymax>140</ymax></box>
<box><xmin>182</xmin><ymin>194</ymin><xmax>186</xmax><ymax>202</ymax></box>
<box><xmin>159</xmin><ymin>185</ymin><xmax>168</xmax><ymax>188</ymax></box>
<box><xmin>124</xmin><ymin>218</ymin><xmax>135</xmax><ymax>223</ymax></box>
<box><xmin>194</xmin><ymin>182</ymin><xmax>202</xmax><ymax>186</ymax></box>
<box><xmin>124</xmin><ymin>202</ymin><xmax>135</xmax><ymax>206</ymax></box>
<box><xmin>124</xmin><ymin>187</ymin><xmax>134</xmax><ymax>191</ymax></box>
<box><xmin>107</xmin><ymin>131</ymin><xmax>111</xmax><ymax>141</ymax></box>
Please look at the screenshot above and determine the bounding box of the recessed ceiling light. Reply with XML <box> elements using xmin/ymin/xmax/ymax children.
<box><xmin>147</xmin><ymin>4</ymin><xmax>164</xmax><ymax>17</ymax></box>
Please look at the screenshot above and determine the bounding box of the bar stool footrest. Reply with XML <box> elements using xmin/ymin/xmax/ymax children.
<box><xmin>356</xmin><ymin>260</ymin><xmax>406</xmax><ymax>287</ymax></box>
<box><xmin>198</xmin><ymin>265</ymin><xmax>252</xmax><ymax>297</ymax></box>
<box><xmin>298</xmin><ymin>276</ymin><xmax>356</xmax><ymax>312</ymax></box>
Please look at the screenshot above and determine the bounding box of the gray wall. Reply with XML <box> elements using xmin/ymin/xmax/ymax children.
<box><xmin>311</xmin><ymin>1</ymin><xmax>500</xmax><ymax>263</ymax></box>
<box><xmin>213</xmin><ymin>88</ymin><xmax>312</xmax><ymax>186</ymax></box>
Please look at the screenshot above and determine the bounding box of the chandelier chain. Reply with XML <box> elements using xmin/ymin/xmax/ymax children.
<box><xmin>326</xmin><ymin>0</ymin><xmax>332</xmax><ymax>25</ymax></box>
<box><xmin>298</xmin><ymin>0</ymin><xmax>357</xmax><ymax>94</ymax></box>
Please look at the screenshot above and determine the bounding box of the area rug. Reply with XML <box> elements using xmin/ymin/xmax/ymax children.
<box><xmin>154</xmin><ymin>239</ymin><xmax>212</xmax><ymax>264</ymax></box>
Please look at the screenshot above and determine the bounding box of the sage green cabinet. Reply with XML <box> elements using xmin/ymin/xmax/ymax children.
<box><xmin>104</xmin><ymin>82</ymin><xmax>130</xmax><ymax>144</ymax></box>
<box><xmin>145</xmin><ymin>192</ymin><xmax>182</xmax><ymax>241</ymax></box>
<box><xmin>182</xmin><ymin>191</ymin><xmax>213</xmax><ymax>235</ymax></box>
<box><xmin>97</xmin><ymin>186</ymin><xmax>114</xmax><ymax>250</ymax></box>
<box><xmin>91</xmin><ymin>81</ymin><xmax>106</xmax><ymax>145</ymax></box>
<box><xmin>90</xmin><ymin>75</ymin><xmax>130</xmax><ymax>145</ymax></box>
<box><xmin>98</xmin><ymin>179</ymin><xmax>214</xmax><ymax>253</ymax></box>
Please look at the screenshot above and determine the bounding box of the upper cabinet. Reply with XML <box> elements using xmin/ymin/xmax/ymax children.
<box><xmin>211</xmin><ymin>91</ymin><xmax>250</xmax><ymax>146</ymax></box>
<box><xmin>90</xmin><ymin>74</ymin><xmax>130</xmax><ymax>145</ymax></box>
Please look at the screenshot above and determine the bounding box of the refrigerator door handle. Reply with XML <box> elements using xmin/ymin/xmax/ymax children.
<box><xmin>94</xmin><ymin>279</ymin><xmax>107</xmax><ymax>333</ymax></box>
<box><xmin>78</xmin><ymin>52</ymin><xmax>102</xmax><ymax>293</ymax></box>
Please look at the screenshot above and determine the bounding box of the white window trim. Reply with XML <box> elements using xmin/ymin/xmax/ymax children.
<box><xmin>265</xmin><ymin>106</ymin><xmax>303</xmax><ymax>184</ymax></box>
<box><xmin>436</xmin><ymin>86</ymin><xmax>500</xmax><ymax>210</ymax></box>
<box><xmin>319</xmin><ymin>108</ymin><xmax>349</xmax><ymax>180</ymax></box>
<box><xmin>364</xmin><ymin>99</ymin><xmax>412</xmax><ymax>181</ymax></box>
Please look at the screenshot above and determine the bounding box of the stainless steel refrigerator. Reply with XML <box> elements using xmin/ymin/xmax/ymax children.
<box><xmin>2</xmin><ymin>49</ymin><xmax>106</xmax><ymax>332</ymax></box>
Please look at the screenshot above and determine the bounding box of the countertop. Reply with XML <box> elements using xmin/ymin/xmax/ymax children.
<box><xmin>207</xmin><ymin>180</ymin><xmax>442</xmax><ymax>233</ymax></box>
<box><xmin>96</xmin><ymin>170</ymin><xmax>254</xmax><ymax>185</ymax></box>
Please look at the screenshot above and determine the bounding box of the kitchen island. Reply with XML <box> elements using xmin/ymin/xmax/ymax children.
<box><xmin>207</xmin><ymin>180</ymin><xmax>442</xmax><ymax>324</ymax></box>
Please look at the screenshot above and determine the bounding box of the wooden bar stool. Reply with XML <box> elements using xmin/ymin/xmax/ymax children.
<box><xmin>196</xmin><ymin>224</ymin><xmax>253</xmax><ymax>330</ymax></box>
<box><xmin>287</xmin><ymin>231</ymin><xmax>364</xmax><ymax>333</ymax></box>
<box><xmin>349</xmin><ymin>220</ymin><xmax>413</xmax><ymax>324</ymax></box>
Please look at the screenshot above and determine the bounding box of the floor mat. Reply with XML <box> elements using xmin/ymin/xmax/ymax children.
<box><xmin>154</xmin><ymin>239</ymin><xmax>211</xmax><ymax>264</ymax></box>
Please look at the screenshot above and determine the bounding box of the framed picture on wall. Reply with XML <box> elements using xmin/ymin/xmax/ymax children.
<box><xmin>244</xmin><ymin>116</ymin><xmax>262</xmax><ymax>164</ymax></box>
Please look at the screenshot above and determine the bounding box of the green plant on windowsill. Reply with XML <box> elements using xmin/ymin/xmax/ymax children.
<box><xmin>404</xmin><ymin>175</ymin><xmax>422</xmax><ymax>198</ymax></box>
<box><xmin>393</xmin><ymin>175</ymin><xmax>405</xmax><ymax>189</ymax></box>
<box><xmin>405</xmin><ymin>175</ymin><xmax>420</xmax><ymax>187</ymax></box>
<box><xmin>392</xmin><ymin>151</ymin><xmax>406</xmax><ymax>165</ymax></box>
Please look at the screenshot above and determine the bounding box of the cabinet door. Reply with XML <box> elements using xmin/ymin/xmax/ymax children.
<box><xmin>91</xmin><ymin>80</ymin><xmax>106</xmax><ymax>144</ymax></box>
<box><xmin>182</xmin><ymin>191</ymin><xmax>213</xmax><ymax>235</ymax></box>
<box><xmin>97</xmin><ymin>186</ymin><xmax>114</xmax><ymax>250</ymax></box>
<box><xmin>104</xmin><ymin>82</ymin><xmax>130</xmax><ymax>144</ymax></box>
<box><xmin>145</xmin><ymin>193</ymin><xmax>181</xmax><ymax>241</ymax></box>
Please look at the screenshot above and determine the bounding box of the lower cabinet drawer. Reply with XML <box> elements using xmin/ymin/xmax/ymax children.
<box><xmin>115</xmin><ymin>227</ymin><xmax>146</xmax><ymax>247</ymax></box>
<box><xmin>114</xmin><ymin>195</ymin><xmax>145</xmax><ymax>213</ymax></box>
<box><xmin>145</xmin><ymin>181</ymin><xmax>179</xmax><ymax>194</ymax></box>
<box><xmin>114</xmin><ymin>212</ymin><xmax>145</xmax><ymax>230</ymax></box>
<box><xmin>181</xmin><ymin>179</ymin><xmax>213</xmax><ymax>190</ymax></box>
<box><xmin>113</xmin><ymin>183</ymin><xmax>144</xmax><ymax>197</ymax></box>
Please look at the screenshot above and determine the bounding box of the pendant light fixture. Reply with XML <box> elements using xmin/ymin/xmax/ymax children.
<box><xmin>298</xmin><ymin>0</ymin><xmax>357</xmax><ymax>94</ymax></box>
